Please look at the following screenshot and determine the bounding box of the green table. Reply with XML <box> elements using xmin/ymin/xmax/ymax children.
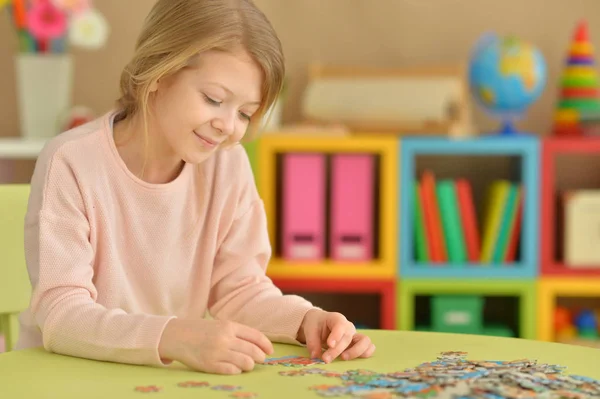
<box><xmin>1</xmin><ymin>330</ymin><xmax>600</xmax><ymax>398</ymax></box>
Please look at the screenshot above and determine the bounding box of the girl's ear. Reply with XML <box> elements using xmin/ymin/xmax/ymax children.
<box><xmin>149</xmin><ymin>79</ymin><xmax>159</xmax><ymax>93</ymax></box>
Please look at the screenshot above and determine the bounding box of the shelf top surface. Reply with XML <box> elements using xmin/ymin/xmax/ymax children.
<box><xmin>402</xmin><ymin>135</ymin><xmax>539</xmax><ymax>154</ymax></box>
<box><xmin>0</xmin><ymin>137</ymin><xmax>48</xmax><ymax>159</ymax></box>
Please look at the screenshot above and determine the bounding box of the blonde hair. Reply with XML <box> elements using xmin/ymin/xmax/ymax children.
<box><xmin>115</xmin><ymin>0</ymin><xmax>284</xmax><ymax>146</ymax></box>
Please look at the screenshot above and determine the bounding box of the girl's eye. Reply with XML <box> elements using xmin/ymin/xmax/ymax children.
<box><xmin>239</xmin><ymin>112</ymin><xmax>251</xmax><ymax>121</ymax></box>
<box><xmin>203</xmin><ymin>94</ymin><xmax>221</xmax><ymax>106</ymax></box>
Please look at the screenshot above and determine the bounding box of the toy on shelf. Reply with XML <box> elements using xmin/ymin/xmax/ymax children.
<box><xmin>468</xmin><ymin>32</ymin><xmax>547</xmax><ymax>136</ymax></box>
<box><xmin>554</xmin><ymin>306</ymin><xmax>600</xmax><ymax>348</ymax></box>
<box><xmin>413</xmin><ymin>170</ymin><xmax>523</xmax><ymax>267</ymax></box>
<box><xmin>553</xmin><ymin>20</ymin><xmax>600</xmax><ymax>137</ymax></box>
<box><xmin>575</xmin><ymin>309</ymin><xmax>598</xmax><ymax>338</ymax></box>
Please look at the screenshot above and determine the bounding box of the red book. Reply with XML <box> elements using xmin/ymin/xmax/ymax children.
<box><xmin>505</xmin><ymin>192</ymin><xmax>524</xmax><ymax>263</ymax></box>
<box><xmin>456</xmin><ymin>179</ymin><xmax>480</xmax><ymax>262</ymax></box>
<box><xmin>420</xmin><ymin>170</ymin><xmax>447</xmax><ymax>263</ymax></box>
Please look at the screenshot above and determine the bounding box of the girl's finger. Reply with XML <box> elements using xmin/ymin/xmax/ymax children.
<box><xmin>325</xmin><ymin>321</ymin><xmax>348</xmax><ymax>349</ymax></box>
<box><xmin>360</xmin><ymin>343</ymin><xmax>376</xmax><ymax>358</ymax></box>
<box><xmin>223</xmin><ymin>350</ymin><xmax>256</xmax><ymax>372</ymax></box>
<box><xmin>341</xmin><ymin>335</ymin><xmax>372</xmax><ymax>361</ymax></box>
<box><xmin>323</xmin><ymin>331</ymin><xmax>353</xmax><ymax>363</ymax></box>
<box><xmin>305</xmin><ymin>327</ymin><xmax>324</xmax><ymax>359</ymax></box>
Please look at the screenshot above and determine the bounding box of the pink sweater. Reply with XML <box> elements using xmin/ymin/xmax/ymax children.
<box><xmin>15</xmin><ymin>111</ymin><xmax>315</xmax><ymax>366</ymax></box>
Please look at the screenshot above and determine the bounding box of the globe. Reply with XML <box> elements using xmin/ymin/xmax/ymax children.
<box><xmin>468</xmin><ymin>33</ymin><xmax>547</xmax><ymax>135</ymax></box>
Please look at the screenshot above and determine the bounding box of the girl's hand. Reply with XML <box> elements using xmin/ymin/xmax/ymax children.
<box><xmin>158</xmin><ymin>318</ymin><xmax>274</xmax><ymax>374</ymax></box>
<box><xmin>297</xmin><ymin>309</ymin><xmax>376</xmax><ymax>363</ymax></box>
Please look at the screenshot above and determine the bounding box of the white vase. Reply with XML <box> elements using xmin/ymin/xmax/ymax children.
<box><xmin>15</xmin><ymin>54</ymin><xmax>73</xmax><ymax>139</ymax></box>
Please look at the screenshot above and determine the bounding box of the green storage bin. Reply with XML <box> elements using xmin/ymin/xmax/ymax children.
<box><xmin>431</xmin><ymin>295</ymin><xmax>484</xmax><ymax>334</ymax></box>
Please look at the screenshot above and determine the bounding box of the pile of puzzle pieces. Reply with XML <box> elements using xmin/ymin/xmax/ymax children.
<box><xmin>276</xmin><ymin>351</ymin><xmax>600</xmax><ymax>398</ymax></box>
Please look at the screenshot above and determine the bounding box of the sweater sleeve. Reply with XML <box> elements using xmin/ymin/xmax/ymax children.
<box><xmin>208</xmin><ymin>198</ymin><xmax>317</xmax><ymax>345</ymax></box>
<box><xmin>26</xmin><ymin>148</ymin><xmax>174</xmax><ymax>366</ymax></box>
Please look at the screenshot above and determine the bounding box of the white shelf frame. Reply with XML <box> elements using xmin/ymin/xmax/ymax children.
<box><xmin>0</xmin><ymin>138</ymin><xmax>47</xmax><ymax>159</ymax></box>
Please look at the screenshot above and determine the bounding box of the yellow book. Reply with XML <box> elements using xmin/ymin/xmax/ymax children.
<box><xmin>480</xmin><ymin>180</ymin><xmax>510</xmax><ymax>263</ymax></box>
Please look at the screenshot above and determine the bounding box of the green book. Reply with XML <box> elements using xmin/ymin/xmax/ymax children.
<box><xmin>436</xmin><ymin>180</ymin><xmax>467</xmax><ymax>264</ymax></box>
<box><xmin>492</xmin><ymin>184</ymin><xmax>520</xmax><ymax>264</ymax></box>
<box><xmin>413</xmin><ymin>182</ymin><xmax>428</xmax><ymax>263</ymax></box>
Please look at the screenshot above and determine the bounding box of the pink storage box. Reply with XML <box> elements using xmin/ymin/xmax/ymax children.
<box><xmin>281</xmin><ymin>153</ymin><xmax>327</xmax><ymax>260</ymax></box>
<box><xmin>330</xmin><ymin>154</ymin><xmax>375</xmax><ymax>261</ymax></box>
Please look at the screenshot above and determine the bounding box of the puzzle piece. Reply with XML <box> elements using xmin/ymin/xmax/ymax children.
<box><xmin>134</xmin><ymin>385</ymin><xmax>162</xmax><ymax>393</ymax></box>
<box><xmin>230</xmin><ymin>392</ymin><xmax>259</xmax><ymax>398</ymax></box>
<box><xmin>177</xmin><ymin>380</ymin><xmax>209</xmax><ymax>388</ymax></box>
<box><xmin>264</xmin><ymin>355</ymin><xmax>325</xmax><ymax>367</ymax></box>
<box><xmin>211</xmin><ymin>384</ymin><xmax>242</xmax><ymax>391</ymax></box>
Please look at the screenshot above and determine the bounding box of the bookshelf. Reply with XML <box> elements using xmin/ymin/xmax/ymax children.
<box><xmin>399</xmin><ymin>136</ymin><xmax>540</xmax><ymax>278</ymax></box>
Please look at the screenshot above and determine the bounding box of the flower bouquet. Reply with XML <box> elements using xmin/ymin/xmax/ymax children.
<box><xmin>2</xmin><ymin>0</ymin><xmax>109</xmax><ymax>138</ymax></box>
<box><xmin>3</xmin><ymin>0</ymin><xmax>109</xmax><ymax>52</ymax></box>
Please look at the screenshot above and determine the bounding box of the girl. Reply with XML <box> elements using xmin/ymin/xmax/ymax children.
<box><xmin>15</xmin><ymin>0</ymin><xmax>375</xmax><ymax>375</ymax></box>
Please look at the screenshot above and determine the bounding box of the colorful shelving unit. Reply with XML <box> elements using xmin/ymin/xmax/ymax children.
<box><xmin>398</xmin><ymin>279</ymin><xmax>536</xmax><ymax>339</ymax></box>
<box><xmin>249</xmin><ymin>131</ymin><xmax>598</xmax><ymax>343</ymax></box>
<box><xmin>399</xmin><ymin>136</ymin><xmax>540</xmax><ymax>278</ymax></box>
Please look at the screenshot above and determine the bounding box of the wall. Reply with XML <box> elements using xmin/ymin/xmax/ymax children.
<box><xmin>1</xmin><ymin>0</ymin><xmax>599</xmax><ymax>140</ymax></box>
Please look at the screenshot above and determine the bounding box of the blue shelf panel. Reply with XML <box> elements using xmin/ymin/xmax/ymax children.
<box><xmin>398</xmin><ymin>136</ymin><xmax>540</xmax><ymax>279</ymax></box>
<box><xmin>401</xmin><ymin>262</ymin><xmax>537</xmax><ymax>279</ymax></box>
<box><xmin>400</xmin><ymin>135</ymin><xmax>539</xmax><ymax>155</ymax></box>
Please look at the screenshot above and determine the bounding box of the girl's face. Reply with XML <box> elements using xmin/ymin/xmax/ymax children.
<box><xmin>149</xmin><ymin>49</ymin><xmax>263</xmax><ymax>165</ymax></box>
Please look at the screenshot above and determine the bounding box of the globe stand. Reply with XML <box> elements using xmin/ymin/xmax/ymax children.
<box><xmin>489</xmin><ymin>118</ymin><xmax>532</xmax><ymax>137</ymax></box>
<box><xmin>499</xmin><ymin>120</ymin><xmax>522</xmax><ymax>136</ymax></box>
